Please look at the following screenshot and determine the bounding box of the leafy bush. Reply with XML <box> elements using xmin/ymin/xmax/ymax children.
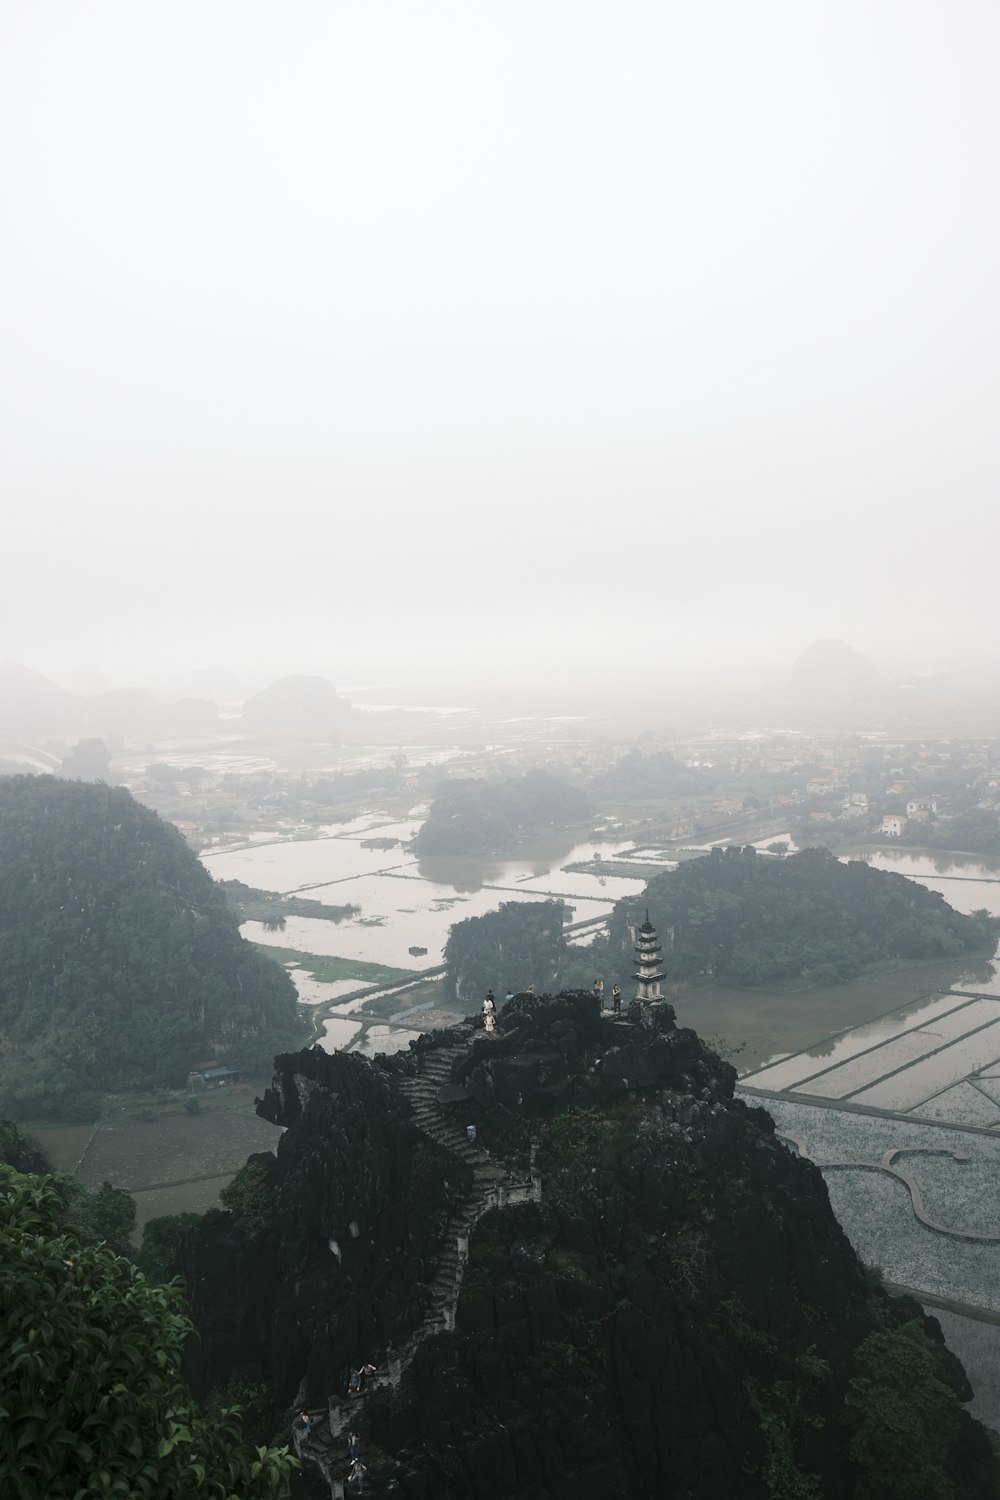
<box><xmin>0</xmin><ymin>1170</ymin><xmax>295</xmax><ymax>1498</ymax></box>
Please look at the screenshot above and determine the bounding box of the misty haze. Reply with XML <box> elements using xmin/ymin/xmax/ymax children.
<box><xmin>3</xmin><ymin>4</ymin><xmax>1000</xmax><ymax>1498</ymax></box>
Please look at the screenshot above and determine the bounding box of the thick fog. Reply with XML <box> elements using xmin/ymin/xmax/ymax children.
<box><xmin>2</xmin><ymin>1</ymin><xmax>999</xmax><ymax>695</ymax></box>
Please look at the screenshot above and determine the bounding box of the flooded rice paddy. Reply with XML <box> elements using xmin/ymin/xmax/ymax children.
<box><xmin>203</xmin><ymin>825</ymin><xmax>646</xmax><ymax>1054</ymax></box>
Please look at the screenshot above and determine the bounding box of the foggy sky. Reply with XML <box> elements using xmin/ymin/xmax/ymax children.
<box><xmin>2</xmin><ymin>1</ymin><xmax>999</xmax><ymax>693</ymax></box>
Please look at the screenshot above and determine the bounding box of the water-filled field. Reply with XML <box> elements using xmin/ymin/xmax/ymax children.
<box><xmin>741</xmin><ymin>971</ymin><xmax>1000</xmax><ymax>1129</ymax></box>
<box><xmin>743</xmin><ymin>992</ymin><xmax>976</xmax><ymax>1092</ymax></box>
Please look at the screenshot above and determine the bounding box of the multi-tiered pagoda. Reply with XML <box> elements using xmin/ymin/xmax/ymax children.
<box><xmin>633</xmin><ymin>911</ymin><xmax>665</xmax><ymax>1001</ymax></box>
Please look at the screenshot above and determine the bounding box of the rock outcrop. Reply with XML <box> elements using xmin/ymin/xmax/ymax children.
<box><xmin>181</xmin><ymin>993</ymin><xmax>1000</xmax><ymax>1499</ymax></box>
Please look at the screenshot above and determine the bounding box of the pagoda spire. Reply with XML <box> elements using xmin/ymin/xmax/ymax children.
<box><xmin>633</xmin><ymin>910</ymin><xmax>664</xmax><ymax>1002</ymax></box>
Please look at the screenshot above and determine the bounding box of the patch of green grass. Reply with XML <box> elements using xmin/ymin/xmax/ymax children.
<box><xmin>253</xmin><ymin>943</ymin><xmax>418</xmax><ymax>987</ymax></box>
<box><xmin>360</xmin><ymin>977</ymin><xmax>459</xmax><ymax>1020</ymax></box>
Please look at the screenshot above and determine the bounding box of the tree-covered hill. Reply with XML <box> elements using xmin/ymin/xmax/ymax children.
<box><xmin>180</xmin><ymin>1005</ymin><xmax>1000</xmax><ymax>1497</ymax></box>
<box><xmin>444</xmin><ymin>899</ymin><xmax>569</xmax><ymax>1000</ymax></box>
<box><xmin>609</xmin><ymin>845</ymin><xmax>996</xmax><ymax>988</ymax></box>
<box><xmin>413</xmin><ymin>770</ymin><xmax>592</xmax><ymax>856</ymax></box>
<box><xmin>0</xmin><ymin>776</ymin><xmax>303</xmax><ymax>1119</ymax></box>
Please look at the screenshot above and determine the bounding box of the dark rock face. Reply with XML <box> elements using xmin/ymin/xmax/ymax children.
<box><xmin>181</xmin><ymin>996</ymin><xmax>1000</xmax><ymax>1499</ymax></box>
<box><xmin>184</xmin><ymin>1048</ymin><xmax>470</xmax><ymax>1405</ymax></box>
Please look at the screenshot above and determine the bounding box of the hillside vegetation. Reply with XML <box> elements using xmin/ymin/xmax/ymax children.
<box><xmin>182</xmin><ymin>1002</ymin><xmax>1000</xmax><ymax>1497</ymax></box>
<box><xmin>609</xmin><ymin>845</ymin><xmax>996</xmax><ymax>988</ymax></box>
<box><xmin>444</xmin><ymin>899</ymin><xmax>569</xmax><ymax>1000</ymax></box>
<box><xmin>0</xmin><ymin>776</ymin><xmax>303</xmax><ymax>1119</ymax></box>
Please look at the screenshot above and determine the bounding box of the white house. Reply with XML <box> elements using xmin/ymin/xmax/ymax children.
<box><xmin>880</xmin><ymin>814</ymin><xmax>907</xmax><ymax>838</ymax></box>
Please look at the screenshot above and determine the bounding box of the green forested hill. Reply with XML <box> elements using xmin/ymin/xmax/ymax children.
<box><xmin>609</xmin><ymin>845</ymin><xmax>996</xmax><ymax>987</ymax></box>
<box><xmin>0</xmin><ymin>776</ymin><xmax>303</xmax><ymax>1118</ymax></box>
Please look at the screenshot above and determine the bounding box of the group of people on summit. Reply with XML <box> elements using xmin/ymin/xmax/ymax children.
<box><xmin>482</xmin><ymin>979</ymin><xmax>623</xmax><ymax>1031</ymax></box>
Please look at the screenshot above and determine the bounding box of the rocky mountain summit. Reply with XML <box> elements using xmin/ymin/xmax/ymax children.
<box><xmin>181</xmin><ymin>994</ymin><xmax>1000</xmax><ymax>1499</ymax></box>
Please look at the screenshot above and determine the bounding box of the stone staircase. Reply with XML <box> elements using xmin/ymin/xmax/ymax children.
<box><xmin>300</xmin><ymin>1034</ymin><xmax>541</xmax><ymax>1496</ymax></box>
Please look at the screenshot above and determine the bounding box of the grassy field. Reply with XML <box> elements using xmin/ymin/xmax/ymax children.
<box><xmin>360</xmin><ymin>976</ymin><xmax>461</xmax><ymax>1021</ymax></box>
<box><xmin>671</xmin><ymin>952</ymin><xmax>991</xmax><ymax>1074</ymax></box>
<box><xmin>252</xmin><ymin>942</ymin><xmax>418</xmax><ymax>988</ymax></box>
<box><xmin>28</xmin><ymin>1080</ymin><xmax>280</xmax><ymax>1240</ymax></box>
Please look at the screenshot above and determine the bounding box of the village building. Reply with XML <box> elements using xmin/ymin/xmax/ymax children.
<box><xmin>906</xmin><ymin>799</ymin><xmax>939</xmax><ymax>817</ymax></box>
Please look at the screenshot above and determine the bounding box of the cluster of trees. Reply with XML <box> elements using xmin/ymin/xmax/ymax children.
<box><xmin>608</xmin><ymin>846</ymin><xmax>996</xmax><ymax>989</ymax></box>
<box><xmin>414</xmin><ymin>771</ymin><xmax>591</xmax><ymax>856</ymax></box>
<box><xmin>898</xmin><ymin>809</ymin><xmax>1000</xmax><ymax>856</ymax></box>
<box><xmin>219</xmin><ymin>879</ymin><xmax>360</xmax><ymax>926</ymax></box>
<box><xmin>0</xmin><ymin>777</ymin><xmax>304</xmax><ymax>1120</ymax></box>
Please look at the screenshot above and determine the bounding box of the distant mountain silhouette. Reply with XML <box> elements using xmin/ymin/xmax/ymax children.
<box><xmin>181</xmin><ymin>667</ymin><xmax>249</xmax><ymax>701</ymax></box>
<box><xmin>0</xmin><ymin>662</ymin><xmax>78</xmax><ymax>732</ymax></box>
<box><xmin>78</xmin><ymin>687</ymin><xmax>217</xmax><ymax>735</ymax></box>
<box><xmin>151</xmin><ymin>667</ymin><xmax>251</xmax><ymax>704</ymax></box>
<box><xmin>790</xmin><ymin>639</ymin><xmax>881</xmax><ymax>702</ymax></box>
<box><xmin>0</xmin><ymin>661</ymin><xmax>217</xmax><ymax>735</ymax></box>
<box><xmin>240</xmin><ymin>674</ymin><xmax>351</xmax><ymax>729</ymax></box>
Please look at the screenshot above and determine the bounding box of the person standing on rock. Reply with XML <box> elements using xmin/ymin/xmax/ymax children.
<box><xmin>485</xmin><ymin>1010</ymin><xmax>496</xmax><ymax>1037</ymax></box>
<box><xmin>593</xmin><ymin>978</ymin><xmax>604</xmax><ymax>1007</ymax></box>
<box><xmin>348</xmin><ymin>1432</ymin><xmax>362</xmax><ymax>1461</ymax></box>
<box><xmin>349</xmin><ymin>1458</ymin><xmax>369</xmax><ymax>1491</ymax></box>
<box><xmin>504</xmin><ymin>988</ymin><xmax>513</xmax><ymax>1005</ymax></box>
<box><xmin>612</xmin><ymin>984</ymin><xmax>622</xmax><ymax>1015</ymax></box>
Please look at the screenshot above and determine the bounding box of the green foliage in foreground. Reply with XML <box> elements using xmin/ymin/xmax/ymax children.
<box><xmin>609</xmin><ymin>845</ymin><xmax>996</xmax><ymax>989</ymax></box>
<box><xmin>0</xmin><ymin>1171</ymin><xmax>295</xmax><ymax>1499</ymax></box>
